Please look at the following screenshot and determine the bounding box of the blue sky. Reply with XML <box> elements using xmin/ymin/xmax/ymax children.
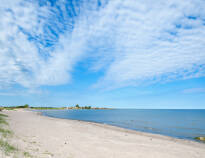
<box><xmin>0</xmin><ymin>0</ymin><xmax>205</xmax><ymax>108</ymax></box>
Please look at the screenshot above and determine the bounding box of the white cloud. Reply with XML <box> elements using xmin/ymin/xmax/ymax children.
<box><xmin>87</xmin><ymin>0</ymin><xmax>205</xmax><ymax>88</ymax></box>
<box><xmin>0</xmin><ymin>0</ymin><xmax>205</xmax><ymax>90</ymax></box>
<box><xmin>0</xmin><ymin>0</ymin><xmax>89</xmax><ymax>88</ymax></box>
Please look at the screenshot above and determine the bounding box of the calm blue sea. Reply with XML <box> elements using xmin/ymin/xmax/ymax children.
<box><xmin>39</xmin><ymin>109</ymin><xmax>205</xmax><ymax>140</ymax></box>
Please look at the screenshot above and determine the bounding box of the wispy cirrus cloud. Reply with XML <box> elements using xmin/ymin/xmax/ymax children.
<box><xmin>0</xmin><ymin>0</ymin><xmax>93</xmax><ymax>88</ymax></box>
<box><xmin>0</xmin><ymin>0</ymin><xmax>205</xmax><ymax>90</ymax></box>
<box><xmin>89</xmin><ymin>0</ymin><xmax>205</xmax><ymax>88</ymax></box>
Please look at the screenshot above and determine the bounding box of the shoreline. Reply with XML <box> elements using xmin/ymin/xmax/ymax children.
<box><xmin>37</xmin><ymin>109</ymin><xmax>204</xmax><ymax>143</ymax></box>
<box><xmin>1</xmin><ymin>109</ymin><xmax>205</xmax><ymax>158</ymax></box>
<box><xmin>39</xmin><ymin>110</ymin><xmax>205</xmax><ymax>145</ymax></box>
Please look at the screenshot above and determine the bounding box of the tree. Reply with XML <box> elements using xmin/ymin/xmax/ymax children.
<box><xmin>75</xmin><ymin>104</ymin><xmax>80</xmax><ymax>108</ymax></box>
<box><xmin>24</xmin><ymin>104</ymin><xmax>29</xmax><ymax>108</ymax></box>
<box><xmin>84</xmin><ymin>106</ymin><xmax>91</xmax><ymax>109</ymax></box>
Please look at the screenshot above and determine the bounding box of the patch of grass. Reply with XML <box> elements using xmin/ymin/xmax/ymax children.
<box><xmin>0</xmin><ymin>114</ymin><xmax>17</xmax><ymax>156</ymax></box>
<box><xmin>0</xmin><ymin>139</ymin><xmax>18</xmax><ymax>155</ymax></box>
<box><xmin>0</xmin><ymin>113</ymin><xmax>8</xmax><ymax>117</ymax></box>
<box><xmin>0</xmin><ymin>113</ymin><xmax>20</xmax><ymax>157</ymax></box>
<box><xmin>14</xmin><ymin>155</ymin><xmax>19</xmax><ymax>158</ymax></box>
<box><xmin>3</xmin><ymin>107</ymin><xmax>16</xmax><ymax>110</ymax></box>
<box><xmin>0</xmin><ymin>112</ymin><xmax>30</xmax><ymax>157</ymax></box>
<box><xmin>0</xmin><ymin>127</ymin><xmax>13</xmax><ymax>137</ymax></box>
<box><xmin>0</xmin><ymin>116</ymin><xmax>8</xmax><ymax>125</ymax></box>
<box><xmin>30</xmin><ymin>141</ymin><xmax>36</xmax><ymax>144</ymax></box>
<box><xmin>24</xmin><ymin>151</ymin><xmax>32</xmax><ymax>157</ymax></box>
<box><xmin>30</xmin><ymin>107</ymin><xmax>66</xmax><ymax>110</ymax></box>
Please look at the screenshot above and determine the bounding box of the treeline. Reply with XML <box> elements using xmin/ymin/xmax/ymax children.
<box><xmin>0</xmin><ymin>105</ymin><xmax>66</xmax><ymax>110</ymax></box>
<box><xmin>30</xmin><ymin>107</ymin><xmax>66</xmax><ymax>110</ymax></box>
<box><xmin>1</xmin><ymin>104</ymin><xmax>29</xmax><ymax>110</ymax></box>
<box><xmin>75</xmin><ymin>104</ymin><xmax>91</xmax><ymax>109</ymax></box>
<box><xmin>0</xmin><ymin>104</ymin><xmax>110</xmax><ymax>111</ymax></box>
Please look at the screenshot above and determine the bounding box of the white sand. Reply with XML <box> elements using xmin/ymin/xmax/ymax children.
<box><xmin>1</xmin><ymin>110</ymin><xmax>205</xmax><ymax>158</ymax></box>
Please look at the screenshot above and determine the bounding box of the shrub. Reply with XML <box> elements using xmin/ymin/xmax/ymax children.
<box><xmin>0</xmin><ymin>107</ymin><xmax>3</xmax><ymax>111</ymax></box>
<box><xmin>16</xmin><ymin>104</ymin><xmax>29</xmax><ymax>108</ymax></box>
<box><xmin>75</xmin><ymin>104</ymin><xmax>80</xmax><ymax>108</ymax></box>
<box><xmin>195</xmin><ymin>137</ymin><xmax>205</xmax><ymax>141</ymax></box>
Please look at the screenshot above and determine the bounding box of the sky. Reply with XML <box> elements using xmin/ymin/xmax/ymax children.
<box><xmin>0</xmin><ymin>0</ymin><xmax>205</xmax><ymax>109</ymax></box>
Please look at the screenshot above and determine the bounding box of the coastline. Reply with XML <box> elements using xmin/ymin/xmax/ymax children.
<box><xmin>38</xmin><ymin>110</ymin><xmax>205</xmax><ymax>146</ymax></box>
<box><xmin>1</xmin><ymin>109</ymin><xmax>205</xmax><ymax>158</ymax></box>
<box><xmin>38</xmin><ymin>110</ymin><xmax>200</xmax><ymax>143</ymax></box>
<box><xmin>38</xmin><ymin>109</ymin><xmax>205</xmax><ymax>142</ymax></box>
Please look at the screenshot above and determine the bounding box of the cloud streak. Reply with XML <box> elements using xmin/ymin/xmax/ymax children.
<box><xmin>0</xmin><ymin>0</ymin><xmax>205</xmax><ymax>90</ymax></box>
<box><xmin>0</xmin><ymin>0</ymin><xmax>90</xmax><ymax>88</ymax></box>
<box><xmin>90</xmin><ymin>0</ymin><xmax>205</xmax><ymax>88</ymax></box>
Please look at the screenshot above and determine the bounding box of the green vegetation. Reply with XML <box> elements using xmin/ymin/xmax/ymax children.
<box><xmin>18</xmin><ymin>104</ymin><xmax>29</xmax><ymax>108</ymax></box>
<box><xmin>30</xmin><ymin>105</ymin><xmax>108</xmax><ymax>110</ymax></box>
<box><xmin>82</xmin><ymin>106</ymin><xmax>91</xmax><ymax>109</ymax></box>
<box><xmin>3</xmin><ymin>107</ymin><xmax>16</xmax><ymax>110</ymax></box>
<box><xmin>0</xmin><ymin>115</ymin><xmax>8</xmax><ymax>125</ymax></box>
<box><xmin>73</xmin><ymin>104</ymin><xmax>107</xmax><ymax>109</ymax></box>
<box><xmin>0</xmin><ymin>112</ymin><xmax>32</xmax><ymax>157</ymax></box>
<box><xmin>3</xmin><ymin>104</ymin><xmax>30</xmax><ymax>110</ymax></box>
<box><xmin>0</xmin><ymin>127</ymin><xmax>13</xmax><ymax>137</ymax></box>
<box><xmin>0</xmin><ymin>112</ymin><xmax>17</xmax><ymax>156</ymax></box>
<box><xmin>75</xmin><ymin>104</ymin><xmax>91</xmax><ymax>109</ymax></box>
<box><xmin>24</xmin><ymin>151</ymin><xmax>32</xmax><ymax>157</ymax></box>
<box><xmin>1</xmin><ymin>104</ymin><xmax>111</xmax><ymax>110</ymax></box>
<box><xmin>0</xmin><ymin>107</ymin><xmax>3</xmax><ymax>111</ymax></box>
<box><xmin>0</xmin><ymin>113</ymin><xmax>8</xmax><ymax>125</ymax></box>
<box><xmin>0</xmin><ymin>113</ymin><xmax>8</xmax><ymax>117</ymax></box>
<box><xmin>0</xmin><ymin>139</ymin><xmax>18</xmax><ymax>155</ymax></box>
<box><xmin>195</xmin><ymin>137</ymin><xmax>205</xmax><ymax>142</ymax></box>
<box><xmin>30</xmin><ymin>107</ymin><xmax>66</xmax><ymax>110</ymax></box>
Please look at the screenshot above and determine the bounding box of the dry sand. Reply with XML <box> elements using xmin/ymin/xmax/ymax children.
<box><xmin>1</xmin><ymin>110</ymin><xmax>205</xmax><ymax>158</ymax></box>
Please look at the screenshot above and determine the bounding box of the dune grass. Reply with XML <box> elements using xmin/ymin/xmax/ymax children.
<box><xmin>0</xmin><ymin>139</ymin><xmax>18</xmax><ymax>155</ymax></box>
<box><xmin>0</xmin><ymin>116</ymin><xmax>8</xmax><ymax>125</ymax></box>
<box><xmin>0</xmin><ymin>127</ymin><xmax>13</xmax><ymax>137</ymax></box>
<box><xmin>0</xmin><ymin>112</ymin><xmax>17</xmax><ymax>156</ymax></box>
<box><xmin>24</xmin><ymin>151</ymin><xmax>32</xmax><ymax>157</ymax></box>
<box><xmin>0</xmin><ymin>113</ymin><xmax>8</xmax><ymax>117</ymax></box>
<box><xmin>0</xmin><ymin>112</ymin><xmax>32</xmax><ymax>157</ymax></box>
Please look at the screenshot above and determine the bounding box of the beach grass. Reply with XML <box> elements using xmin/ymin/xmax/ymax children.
<box><xmin>0</xmin><ymin>139</ymin><xmax>18</xmax><ymax>155</ymax></box>
<box><xmin>0</xmin><ymin>117</ymin><xmax>8</xmax><ymax>125</ymax></box>
<box><xmin>24</xmin><ymin>151</ymin><xmax>32</xmax><ymax>157</ymax></box>
<box><xmin>0</xmin><ymin>112</ymin><xmax>32</xmax><ymax>157</ymax></box>
<box><xmin>0</xmin><ymin>127</ymin><xmax>13</xmax><ymax>137</ymax></box>
<box><xmin>0</xmin><ymin>113</ymin><xmax>8</xmax><ymax>117</ymax></box>
<box><xmin>0</xmin><ymin>112</ymin><xmax>17</xmax><ymax>156</ymax></box>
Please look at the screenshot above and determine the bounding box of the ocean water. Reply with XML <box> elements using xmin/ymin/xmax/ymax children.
<box><xmin>39</xmin><ymin>109</ymin><xmax>205</xmax><ymax>140</ymax></box>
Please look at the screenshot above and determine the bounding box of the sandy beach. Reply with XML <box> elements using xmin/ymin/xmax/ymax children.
<box><xmin>1</xmin><ymin>110</ymin><xmax>205</xmax><ymax>158</ymax></box>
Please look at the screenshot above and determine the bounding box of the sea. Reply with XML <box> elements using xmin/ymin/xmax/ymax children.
<box><xmin>39</xmin><ymin>109</ymin><xmax>205</xmax><ymax>141</ymax></box>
